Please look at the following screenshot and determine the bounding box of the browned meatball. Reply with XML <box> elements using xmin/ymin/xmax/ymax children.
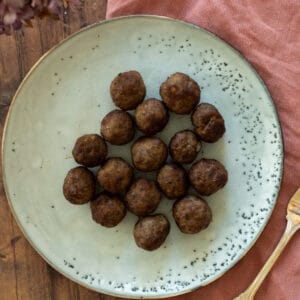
<box><xmin>160</xmin><ymin>72</ymin><xmax>200</xmax><ymax>114</ymax></box>
<box><xmin>192</xmin><ymin>103</ymin><xmax>225</xmax><ymax>142</ymax></box>
<box><xmin>90</xmin><ymin>193</ymin><xmax>126</xmax><ymax>227</ymax></box>
<box><xmin>169</xmin><ymin>130</ymin><xmax>201</xmax><ymax>164</ymax></box>
<box><xmin>135</xmin><ymin>98</ymin><xmax>169</xmax><ymax>135</ymax></box>
<box><xmin>110</xmin><ymin>71</ymin><xmax>146</xmax><ymax>110</ymax></box>
<box><xmin>97</xmin><ymin>157</ymin><xmax>133</xmax><ymax>194</ymax></box>
<box><xmin>189</xmin><ymin>159</ymin><xmax>228</xmax><ymax>196</ymax></box>
<box><xmin>134</xmin><ymin>214</ymin><xmax>170</xmax><ymax>251</ymax></box>
<box><xmin>101</xmin><ymin>110</ymin><xmax>135</xmax><ymax>145</ymax></box>
<box><xmin>173</xmin><ymin>195</ymin><xmax>212</xmax><ymax>234</ymax></box>
<box><xmin>125</xmin><ymin>178</ymin><xmax>161</xmax><ymax>216</ymax></box>
<box><xmin>63</xmin><ymin>167</ymin><xmax>95</xmax><ymax>204</ymax></box>
<box><xmin>131</xmin><ymin>137</ymin><xmax>168</xmax><ymax>172</ymax></box>
<box><xmin>157</xmin><ymin>164</ymin><xmax>188</xmax><ymax>199</ymax></box>
<box><xmin>72</xmin><ymin>134</ymin><xmax>107</xmax><ymax>167</ymax></box>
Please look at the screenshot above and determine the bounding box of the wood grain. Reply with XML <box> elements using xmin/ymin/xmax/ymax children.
<box><xmin>0</xmin><ymin>1</ymin><xmax>128</xmax><ymax>299</ymax></box>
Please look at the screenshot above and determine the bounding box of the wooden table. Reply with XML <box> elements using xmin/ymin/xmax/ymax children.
<box><xmin>0</xmin><ymin>1</ymin><xmax>125</xmax><ymax>299</ymax></box>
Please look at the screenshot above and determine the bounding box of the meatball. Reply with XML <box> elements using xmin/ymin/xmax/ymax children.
<box><xmin>90</xmin><ymin>193</ymin><xmax>126</xmax><ymax>227</ymax></box>
<box><xmin>135</xmin><ymin>98</ymin><xmax>169</xmax><ymax>135</ymax></box>
<box><xmin>189</xmin><ymin>158</ymin><xmax>228</xmax><ymax>196</ymax></box>
<box><xmin>97</xmin><ymin>157</ymin><xmax>133</xmax><ymax>194</ymax></box>
<box><xmin>101</xmin><ymin>109</ymin><xmax>135</xmax><ymax>145</ymax></box>
<box><xmin>173</xmin><ymin>195</ymin><xmax>212</xmax><ymax>234</ymax></box>
<box><xmin>169</xmin><ymin>130</ymin><xmax>201</xmax><ymax>164</ymax></box>
<box><xmin>192</xmin><ymin>103</ymin><xmax>225</xmax><ymax>142</ymax></box>
<box><xmin>134</xmin><ymin>214</ymin><xmax>170</xmax><ymax>251</ymax></box>
<box><xmin>160</xmin><ymin>72</ymin><xmax>200</xmax><ymax>114</ymax></box>
<box><xmin>63</xmin><ymin>167</ymin><xmax>95</xmax><ymax>204</ymax></box>
<box><xmin>157</xmin><ymin>164</ymin><xmax>188</xmax><ymax>199</ymax></box>
<box><xmin>110</xmin><ymin>70</ymin><xmax>146</xmax><ymax>110</ymax></box>
<box><xmin>125</xmin><ymin>178</ymin><xmax>161</xmax><ymax>216</ymax></box>
<box><xmin>72</xmin><ymin>134</ymin><xmax>107</xmax><ymax>167</ymax></box>
<box><xmin>131</xmin><ymin>137</ymin><xmax>168</xmax><ymax>172</ymax></box>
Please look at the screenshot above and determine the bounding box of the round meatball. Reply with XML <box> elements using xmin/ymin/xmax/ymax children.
<box><xmin>125</xmin><ymin>178</ymin><xmax>161</xmax><ymax>216</ymax></box>
<box><xmin>97</xmin><ymin>157</ymin><xmax>133</xmax><ymax>194</ymax></box>
<box><xmin>192</xmin><ymin>103</ymin><xmax>225</xmax><ymax>142</ymax></box>
<box><xmin>131</xmin><ymin>137</ymin><xmax>168</xmax><ymax>172</ymax></box>
<box><xmin>134</xmin><ymin>214</ymin><xmax>170</xmax><ymax>251</ymax></box>
<box><xmin>169</xmin><ymin>130</ymin><xmax>201</xmax><ymax>164</ymax></box>
<box><xmin>110</xmin><ymin>70</ymin><xmax>146</xmax><ymax>110</ymax></box>
<box><xmin>72</xmin><ymin>134</ymin><xmax>107</xmax><ymax>167</ymax></box>
<box><xmin>157</xmin><ymin>164</ymin><xmax>188</xmax><ymax>199</ymax></box>
<box><xmin>173</xmin><ymin>195</ymin><xmax>212</xmax><ymax>234</ymax></box>
<box><xmin>90</xmin><ymin>193</ymin><xmax>126</xmax><ymax>227</ymax></box>
<box><xmin>63</xmin><ymin>167</ymin><xmax>95</xmax><ymax>204</ymax></box>
<box><xmin>189</xmin><ymin>159</ymin><xmax>228</xmax><ymax>196</ymax></box>
<box><xmin>135</xmin><ymin>98</ymin><xmax>169</xmax><ymax>135</ymax></box>
<box><xmin>101</xmin><ymin>110</ymin><xmax>135</xmax><ymax>145</ymax></box>
<box><xmin>160</xmin><ymin>72</ymin><xmax>200</xmax><ymax>114</ymax></box>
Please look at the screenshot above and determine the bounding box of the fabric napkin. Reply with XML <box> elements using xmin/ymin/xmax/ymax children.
<box><xmin>106</xmin><ymin>1</ymin><xmax>300</xmax><ymax>299</ymax></box>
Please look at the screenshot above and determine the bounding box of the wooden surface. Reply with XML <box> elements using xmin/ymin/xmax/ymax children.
<box><xmin>0</xmin><ymin>1</ymin><xmax>124</xmax><ymax>299</ymax></box>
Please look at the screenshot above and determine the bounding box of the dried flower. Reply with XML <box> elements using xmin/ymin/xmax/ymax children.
<box><xmin>0</xmin><ymin>0</ymin><xmax>69</xmax><ymax>34</ymax></box>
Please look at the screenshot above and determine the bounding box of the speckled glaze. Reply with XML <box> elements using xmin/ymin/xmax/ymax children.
<box><xmin>2</xmin><ymin>16</ymin><xmax>283</xmax><ymax>298</ymax></box>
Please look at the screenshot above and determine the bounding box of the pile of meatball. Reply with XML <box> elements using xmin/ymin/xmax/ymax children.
<box><xmin>63</xmin><ymin>71</ymin><xmax>228</xmax><ymax>251</ymax></box>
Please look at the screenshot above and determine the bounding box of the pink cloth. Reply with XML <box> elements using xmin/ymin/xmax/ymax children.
<box><xmin>106</xmin><ymin>1</ymin><xmax>300</xmax><ymax>299</ymax></box>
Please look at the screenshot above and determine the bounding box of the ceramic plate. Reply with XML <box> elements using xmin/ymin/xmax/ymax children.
<box><xmin>2</xmin><ymin>16</ymin><xmax>283</xmax><ymax>298</ymax></box>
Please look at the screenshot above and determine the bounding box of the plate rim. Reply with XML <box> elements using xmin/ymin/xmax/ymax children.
<box><xmin>1</xmin><ymin>15</ymin><xmax>284</xmax><ymax>299</ymax></box>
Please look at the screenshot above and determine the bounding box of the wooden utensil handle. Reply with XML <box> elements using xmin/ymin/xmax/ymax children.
<box><xmin>234</xmin><ymin>218</ymin><xmax>299</xmax><ymax>300</ymax></box>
